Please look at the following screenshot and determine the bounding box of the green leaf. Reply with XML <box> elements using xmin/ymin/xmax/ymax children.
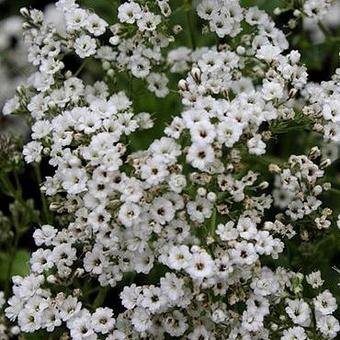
<box><xmin>0</xmin><ymin>250</ymin><xmax>30</xmax><ymax>283</ymax></box>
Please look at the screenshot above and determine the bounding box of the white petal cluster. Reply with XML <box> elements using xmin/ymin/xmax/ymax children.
<box><xmin>1</xmin><ymin>0</ymin><xmax>340</xmax><ymax>339</ymax></box>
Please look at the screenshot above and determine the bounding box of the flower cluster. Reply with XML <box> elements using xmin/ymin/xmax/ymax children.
<box><xmin>302</xmin><ymin>73</ymin><xmax>340</xmax><ymax>143</ymax></box>
<box><xmin>1</xmin><ymin>0</ymin><xmax>340</xmax><ymax>339</ymax></box>
<box><xmin>106</xmin><ymin>0</ymin><xmax>174</xmax><ymax>97</ymax></box>
<box><xmin>272</xmin><ymin>149</ymin><xmax>333</xmax><ymax>237</ymax></box>
<box><xmin>0</xmin><ymin>15</ymin><xmax>29</xmax><ymax>111</ymax></box>
<box><xmin>197</xmin><ymin>0</ymin><xmax>243</xmax><ymax>38</ymax></box>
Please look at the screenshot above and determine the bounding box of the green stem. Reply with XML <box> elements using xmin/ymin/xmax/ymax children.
<box><xmin>74</xmin><ymin>59</ymin><xmax>89</xmax><ymax>77</ymax></box>
<box><xmin>5</xmin><ymin>233</ymin><xmax>20</xmax><ymax>298</ymax></box>
<box><xmin>210</xmin><ymin>207</ymin><xmax>217</xmax><ymax>236</ymax></box>
<box><xmin>318</xmin><ymin>22</ymin><xmax>332</xmax><ymax>37</ymax></box>
<box><xmin>93</xmin><ymin>286</ymin><xmax>109</xmax><ymax>309</ymax></box>
<box><xmin>185</xmin><ymin>0</ymin><xmax>196</xmax><ymax>50</ymax></box>
<box><xmin>34</xmin><ymin>164</ymin><xmax>52</xmax><ymax>225</ymax></box>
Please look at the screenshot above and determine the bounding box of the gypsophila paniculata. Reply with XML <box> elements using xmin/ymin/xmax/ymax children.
<box><xmin>1</xmin><ymin>0</ymin><xmax>340</xmax><ymax>339</ymax></box>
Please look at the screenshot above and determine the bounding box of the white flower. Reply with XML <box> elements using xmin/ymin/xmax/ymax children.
<box><xmin>186</xmin><ymin>143</ymin><xmax>215</xmax><ymax>170</ymax></box>
<box><xmin>216</xmin><ymin>118</ymin><xmax>243</xmax><ymax>147</ymax></box>
<box><xmin>316</xmin><ymin>315</ymin><xmax>340</xmax><ymax>339</ymax></box>
<box><xmin>118</xmin><ymin>2</ymin><xmax>142</xmax><ymax>24</ymax></box>
<box><xmin>150</xmin><ymin>197</ymin><xmax>175</xmax><ymax>225</ymax></box>
<box><xmin>33</xmin><ymin>225</ymin><xmax>57</xmax><ymax>246</ymax></box>
<box><xmin>129</xmin><ymin>55</ymin><xmax>150</xmax><ymax>78</ymax></box>
<box><xmin>168</xmin><ymin>174</ymin><xmax>187</xmax><ymax>193</ymax></box>
<box><xmin>314</xmin><ymin>290</ymin><xmax>337</xmax><ymax>316</ymax></box>
<box><xmin>230</xmin><ymin>241</ymin><xmax>258</xmax><ymax>265</ymax></box>
<box><xmin>91</xmin><ymin>307</ymin><xmax>115</xmax><ymax>334</ymax></box>
<box><xmin>74</xmin><ymin>35</ymin><xmax>97</xmax><ymax>58</ymax></box>
<box><xmin>306</xmin><ymin>271</ymin><xmax>324</xmax><ymax>288</ymax></box>
<box><xmin>281</xmin><ymin>326</ymin><xmax>307</xmax><ymax>340</ymax></box>
<box><xmin>285</xmin><ymin>299</ymin><xmax>311</xmax><ymax>326</ymax></box>
<box><xmin>23</xmin><ymin>141</ymin><xmax>43</xmax><ymax>163</ymax></box>
<box><xmin>120</xmin><ymin>284</ymin><xmax>142</xmax><ymax>310</ymax></box>
<box><xmin>86</xmin><ymin>14</ymin><xmax>108</xmax><ymax>36</ymax></box>
<box><xmin>137</xmin><ymin>12</ymin><xmax>161</xmax><ymax>32</ymax></box>
<box><xmin>186</xmin><ymin>251</ymin><xmax>215</xmax><ymax>279</ymax></box>
<box><xmin>216</xmin><ymin>222</ymin><xmax>238</xmax><ymax>241</ymax></box>
<box><xmin>167</xmin><ymin>245</ymin><xmax>191</xmax><ymax>270</ymax></box>
<box><xmin>140</xmin><ymin>286</ymin><xmax>167</xmax><ymax>313</ymax></box>
<box><xmin>187</xmin><ymin>196</ymin><xmax>213</xmax><ymax>223</ymax></box>
<box><xmin>140</xmin><ymin>155</ymin><xmax>169</xmax><ymax>186</ymax></box>
<box><xmin>256</xmin><ymin>44</ymin><xmax>282</xmax><ymax>62</ymax></box>
<box><xmin>262</xmin><ymin>79</ymin><xmax>284</xmax><ymax>101</ymax></box>
<box><xmin>131</xmin><ymin>307</ymin><xmax>152</xmax><ymax>332</ymax></box>
<box><xmin>247</xmin><ymin>135</ymin><xmax>266</xmax><ymax>155</ymax></box>
<box><xmin>118</xmin><ymin>202</ymin><xmax>141</xmax><ymax>227</ymax></box>
<box><xmin>190</xmin><ymin>121</ymin><xmax>216</xmax><ymax>144</ymax></box>
<box><xmin>147</xmin><ymin>72</ymin><xmax>169</xmax><ymax>97</ymax></box>
<box><xmin>31</xmin><ymin>120</ymin><xmax>52</xmax><ymax>139</ymax></box>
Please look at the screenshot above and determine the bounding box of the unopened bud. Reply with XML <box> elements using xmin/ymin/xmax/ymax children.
<box><xmin>323</xmin><ymin>182</ymin><xmax>331</xmax><ymax>191</ymax></box>
<box><xmin>107</xmin><ymin>69</ymin><xmax>115</xmax><ymax>77</ymax></box>
<box><xmin>236</xmin><ymin>46</ymin><xmax>245</xmax><ymax>55</ymax></box>
<box><xmin>273</xmin><ymin>8</ymin><xmax>281</xmax><ymax>15</ymax></box>
<box><xmin>197</xmin><ymin>187</ymin><xmax>207</xmax><ymax>196</ymax></box>
<box><xmin>289</xmin><ymin>88</ymin><xmax>297</xmax><ymax>98</ymax></box>
<box><xmin>159</xmin><ymin>2</ymin><xmax>171</xmax><ymax>17</ymax></box>
<box><xmin>313</xmin><ymin>185</ymin><xmax>323</xmax><ymax>195</ymax></box>
<box><xmin>65</xmin><ymin>70</ymin><xmax>73</xmax><ymax>79</ymax></box>
<box><xmin>191</xmin><ymin>67</ymin><xmax>201</xmax><ymax>83</ymax></box>
<box><xmin>288</xmin><ymin>19</ymin><xmax>296</xmax><ymax>29</ymax></box>
<box><xmin>269</xmin><ymin>164</ymin><xmax>281</xmax><ymax>173</ymax></box>
<box><xmin>309</xmin><ymin>146</ymin><xmax>321</xmax><ymax>159</ymax></box>
<box><xmin>178</xmin><ymin>79</ymin><xmax>189</xmax><ymax>91</ymax></box>
<box><xmin>47</xmin><ymin>275</ymin><xmax>57</xmax><ymax>284</ymax></box>
<box><xmin>293</xmin><ymin>9</ymin><xmax>301</xmax><ymax>17</ymax></box>
<box><xmin>48</xmin><ymin>100</ymin><xmax>56</xmax><ymax>110</ymax></box>
<box><xmin>207</xmin><ymin>192</ymin><xmax>217</xmax><ymax>202</ymax></box>
<box><xmin>109</xmin><ymin>35</ymin><xmax>120</xmax><ymax>45</ymax></box>
<box><xmin>323</xmin><ymin>207</ymin><xmax>333</xmax><ymax>216</ymax></box>
<box><xmin>173</xmin><ymin>25</ymin><xmax>183</xmax><ymax>34</ymax></box>
<box><xmin>22</xmin><ymin>22</ymin><xmax>31</xmax><ymax>29</ymax></box>
<box><xmin>320</xmin><ymin>158</ymin><xmax>331</xmax><ymax>169</ymax></box>
<box><xmin>20</xmin><ymin>7</ymin><xmax>30</xmax><ymax>18</ymax></box>
<box><xmin>259</xmin><ymin>181</ymin><xmax>269</xmax><ymax>189</ymax></box>
<box><xmin>110</xmin><ymin>23</ymin><xmax>122</xmax><ymax>35</ymax></box>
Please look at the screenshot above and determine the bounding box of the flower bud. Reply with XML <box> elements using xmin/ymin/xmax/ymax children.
<box><xmin>293</xmin><ymin>9</ymin><xmax>301</xmax><ymax>17</ymax></box>
<box><xmin>65</xmin><ymin>70</ymin><xmax>73</xmax><ymax>79</ymax></box>
<box><xmin>20</xmin><ymin>7</ymin><xmax>30</xmax><ymax>18</ymax></box>
<box><xmin>323</xmin><ymin>182</ymin><xmax>331</xmax><ymax>191</ymax></box>
<box><xmin>178</xmin><ymin>79</ymin><xmax>189</xmax><ymax>91</ymax></box>
<box><xmin>197</xmin><ymin>187</ymin><xmax>207</xmax><ymax>196</ymax></box>
<box><xmin>173</xmin><ymin>25</ymin><xmax>183</xmax><ymax>34</ymax></box>
<box><xmin>258</xmin><ymin>181</ymin><xmax>269</xmax><ymax>189</ymax></box>
<box><xmin>273</xmin><ymin>7</ymin><xmax>281</xmax><ymax>15</ymax></box>
<box><xmin>320</xmin><ymin>158</ymin><xmax>331</xmax><ymax>169</ymax></box>
<box><xmin>269</xmin><ymin>164</ymin><xmax>281</xmax><ymax>173</ymax></box>
<box><xmin>309</xmin><ymin>146</ymin><xmax>321</xmax><ymax>159</ymax></box>
<box><xmin>47</xmin><ymin>275</ymin><xmax>57</xmax><ymax>284</ymax></box>
<box><xmin>207</xmin><ymin>192</ymin><xmax>217</xmax><ymax>202</ymax></box>
<box><xmin>109</xmin><ymin>36</ymin><xmax>120</xmax><ymax>45</ymax></box>
<box><xmin>191</xmin><ymin>67</ymin><xmax>201</xmax><ymax>83</ymax></box>
<box><xmin>107</xmin><ymin>69</ymin><xmax>115</xmax><ymax>77</ymax></box>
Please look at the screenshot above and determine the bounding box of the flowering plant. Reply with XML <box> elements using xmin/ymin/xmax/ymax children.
<box><xmin>0</xmin><ymin>0</ymin><xmax>340</xmax><ymax>339</ymax></box>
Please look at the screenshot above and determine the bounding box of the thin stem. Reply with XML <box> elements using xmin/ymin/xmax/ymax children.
<box><xmin>74</xmin><ymin>59</ymin><xmax>89</xmax><ymax>77</ymax></box>
<box><xmin>2</xmin><ymin>171</ymin><xmax>24</xmax><ymax>298</ymax></box>
<box><xmin>318</xmin><ymin>21</ymin><xmax>332</xmax><ymax>37</ymax></box>
<box><xmin>93</xmin><ymin>286</ymin><xmax>109</xmax><ymax>309</ymax></box>
<box><xmin>185</xmin><ymin>0</ymin><xmax>196</xmax><ymax>50</ymax></box>
<box><xmin>34</xmin><ymin>164</ymin><xmax>52</xmax><ymax>225</ymax></box>
<box><xmin>5</xmin><ymin>233</ymin><xmax>20</xmax><ymax>298</ymax></box>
